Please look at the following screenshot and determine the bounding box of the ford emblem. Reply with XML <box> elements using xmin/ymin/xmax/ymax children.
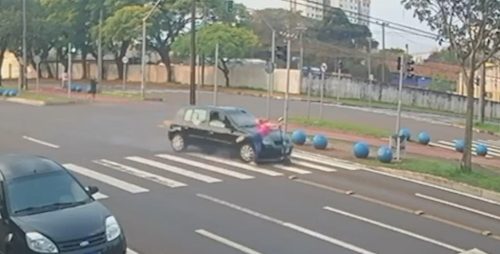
<box><xmin>79</xmin><ymin>241</ymin><xmax>90</xmax><ymax>247</ymax></box>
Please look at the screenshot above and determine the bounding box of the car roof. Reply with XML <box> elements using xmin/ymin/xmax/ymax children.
<box><xmin>0</xmin><ymin>154</ymin><xmax>65</xmax><ymax>181</ymax></box>
<box><xmin>181</xmin><ymin>105</ymin><xmax>247</xmax><ymax>112</ymax></box>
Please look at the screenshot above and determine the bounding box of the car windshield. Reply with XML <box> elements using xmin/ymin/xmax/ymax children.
<box><xmin>228</xmin><ymin>110</ymin><xmax>257</xmax><ymax>128</ymax></box>
<box><xmin>7</xmin><ymin>171</ymin><xmax>91</xmax><ymax>216</ymax></box>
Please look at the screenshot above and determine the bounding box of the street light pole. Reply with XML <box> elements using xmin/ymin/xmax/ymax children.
<box><xmin>283</xmin><ymin>1</ymin><xmax>293</xmax><ymax>136</ymax></box>
<box><xmin>381</xmin><ymin>22</ymin><xmax>387</xmax><ymax>84</ymax></box>
<box><xmin>141</xmin><ymin>0</ymin><xmax>162</xmax><ymax>100</ymax></box>
<box><xmin>68</xmin><ymin>43</ymin><xmax>72</xmax><ymax>98</ymax></box>
<box><xmin>189</xmin><ymin>0</ymin><xmax>197</xmax><ymax>105</ymax></box>
<box><xmin>22</xmin><ymin>0</ymin><xmax>27</xmax><ymax>90</ymax></box>
<box><xmin>98</xmin><ymin>9</ymin><xmax>103</xmax><ymax>85</ymax></box>
<box><xmin>213</xmin><ymin>42</ymin><xmax>219</xmax><ymax>106</ymax></box>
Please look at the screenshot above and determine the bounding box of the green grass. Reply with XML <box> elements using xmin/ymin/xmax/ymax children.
<box><xmin>474</xmin><ymin>122</ymin><xmax>500</xmax><ymax>134</ymax></box>
<box><xmin>290</xmin><ymin>116</ymin><xmax>391</xmax><ymax>138</ymax></box>
<box><xmin>18</xmin><ymin>92</ymin><xmax>75</xmax><ymax>104</ymax></box>
<box><xmin>360</xmin><ymin>156</ymin><xmax>500</xmax><ymax>192</ymax></box>
<box><xmin>101</xmin><ymin>90</ymin><xmax>142</xmax><ymax>100</ymax></box>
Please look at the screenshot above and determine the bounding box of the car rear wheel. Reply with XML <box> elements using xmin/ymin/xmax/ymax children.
<box><xmin>171</xmin><ymin>133</ymin><xmax>186</xmax><ymax>152</ymax></box>
<box><xmin>239</xmin><ymin>143</ymin><xmax>256</xmax><ymax>163</ymax></box>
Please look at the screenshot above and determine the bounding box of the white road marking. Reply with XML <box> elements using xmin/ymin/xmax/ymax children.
<box><xmin>190</xmin><ymin>154</ymin><xmax>283</xmax><ymax>176</ymax></box>
<box><xmin>92</xmin><ymin>192</ymin><xmax>109</xmax><ymax>200</ymax></box>
<box><xmin>292</xmin><ymin>153</ymin><xmax>358</xmax><ymax>170</ymax></box>
<box><xmin>415</xmin><ymin>193</ymin><xmax>500</xmax><ymax>221</ymax></box>
<box><xmin>429</xmin><ymin>142</ymin><xmax>456</xmax><ymax>151</ymax></box>
<box><xmin>126</xmin><ymin>248</ymin><xmax>139</xmax><ymax>254</ymax></box>
<box><xmin>472</xmin><ymin>142</ymin><xmax>500</xmax><ymax>156</ymax></box>
<box><xmin>196</xmin><ymin>229</ymin><xmax>263</xmax><ymax>254</ymax></box>
<box><xmin>156</xmin><ymin>154</ymin><xmax>254</xmax><ymax>180</ymax></box>
<box><xmin>197</xmin><ymin>194</ymin><xmax>376</xmax><ymax>254</ymax></box>
<box><xmin>436</xmin><ymin>141</ymin><xmax>496</xmax><ymax>158</ymax></box>
<box><xmin>361</xmin><ymin>167</ymin><xmax>500</xmax><ymax>206</ymax></box>
<box><xmin>323</xmin><ymin>206</ymin><xmax>464</xmax><ymax>253</ymax></box>
<box><xmin>126</xmin><ymin>156</ymin><xmax>221</xmax><ymax>183</ymax></box>
<box><xmin>64</xmin><ymin>164</ymin><xmax>149</xmax><ymax>194</ymax></box>
<box><xmin>273</xmin><ymin>165</ymin><xmax>312</xmax><ymax>174</ymax></box>
<box><xmin>292</xmin><ymin>160</ymin><xmax>337</xmax><ymax>172</ymax></box>
<box><xmin>94</xmin><ymin>159</ymin><xmax>187</xmax><ymax>188</ymax></box>
<box><xmin>22</xmin><ymin>136</ymin><xmax>60</xmax><ymax>149</ymax></box>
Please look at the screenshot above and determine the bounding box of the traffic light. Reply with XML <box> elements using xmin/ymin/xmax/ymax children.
<box><xmin>407</xmin><ymin>60</ymin><xmax>415</xmax><ymax>78</ymax></box>
<box><xmin>397</xmin><ymin>56</ymin><xmax>402</xmax><ymax>71</ymax></box>
<box><xmin>276</xmin><ymin>45</ymin><xmax>287</xmax><ymax>62</ymax></box>
<box><xmin>226</xmin><ymin>0</ymin><xmax>234</xmax><ymax>13</ymax></box>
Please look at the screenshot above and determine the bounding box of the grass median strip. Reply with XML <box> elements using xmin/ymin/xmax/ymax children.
<box><xmin>290</xmin><ymin>116</ymin><xmax>391</xmax><ymax>138</ymax></box>
<box><xmin>474</xmin><ymin>122</ymin><xmax>500</xmax><ymax>134</ymax></box>
<box><xmin>18</xmin><ymin>91</ymin><xmax>76</xmax><ymax>104</ymax></box>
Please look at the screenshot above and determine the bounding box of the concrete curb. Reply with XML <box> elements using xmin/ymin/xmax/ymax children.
<box><xmin>375</xmin><ymin>166</ymin><xmax>500</xmax><ymax>204</ymax></box>
<box><xmin>295</xmin><ymin>150</ymin><xmax>500</xmax><ymax>204</ymax></box>
<box><xmin>5</xmin><ymin>97</ymin><xmax>77</xmax><ymax>106</ymax></box>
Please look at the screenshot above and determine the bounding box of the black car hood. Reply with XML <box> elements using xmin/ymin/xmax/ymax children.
<box><xmin>11</xmin><ymin>201</ymin><xmax>110</xmax><ymax>242</ymax></box>
<box><xmin>241</xmin><ymin>127</ymin><xmax>288</xmax><ymax>142</ymax></box>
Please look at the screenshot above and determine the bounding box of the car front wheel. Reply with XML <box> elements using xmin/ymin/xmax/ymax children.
<box><xmin>171</xmin><ymin>133</ymin><xmax>186</xmax><ymax>152</ymax></box>
<box><xmin>239</xmin><ymin>143</ymin><xmax>256</xmax><ymax>163</ymax></box>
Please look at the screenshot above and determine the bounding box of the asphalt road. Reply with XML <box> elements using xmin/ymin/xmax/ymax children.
<box><xmin>1</xmin><ymin>93</ymin><xmax>500</xmax><ymax>254</ymax></box>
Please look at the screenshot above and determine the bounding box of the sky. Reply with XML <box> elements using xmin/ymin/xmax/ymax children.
<box><xmin>235</xmin><ymin>0</ymin><xmax>443</xmax><ymax>57</ymax></box>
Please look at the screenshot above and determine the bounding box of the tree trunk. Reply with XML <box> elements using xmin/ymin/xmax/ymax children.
<box><xmin>461</xmin><ymin>66</ymin><xmax>476</xmax><ymax>172</ymax></box>
<box><xmin>115</xmin><ymin>42</ymin><xmax>129</xmax><ymax>80</ymax></box>
<box><xmin>0</xmin><ymin>46</ymin><xmax>6</xmax><ymax>87</ymax></box>
<box><xmin>158</xmin><ymin>46</ymin><xmax>173</xmax><ymax>83</ymax></box>
<box><xmin>220</xmin><ymin>60</ymin><xmax>230</xmax><ymax>87</ymax></box>
<box><xmin>479</xmin><ymin>63</ymin><xmax>486</xmax><ymax>123</ymax></box>
<box><xmin>81</xmin><ymin>48</ymin><xmax>88</xmax><ymax>80</ymax></box>
<box><xmin>201</xmin><ymin>54</ymin><xmax>205</xmax><ymax>87</ymax></box>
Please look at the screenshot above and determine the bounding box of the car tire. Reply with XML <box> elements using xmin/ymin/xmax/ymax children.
<box><xmin>282</xmin><ymin>157</ymin><xmax>292</xmax><ymax>165</ymax></box>
<box><xmin>239</xmin><ymin>143</ymin><xmax>256</xmax><ymax>163</ymax></box>
<box><xmin>171</xmin><ymin>133</ymin><xmax>186</xmax><ymax>152</ymax></box>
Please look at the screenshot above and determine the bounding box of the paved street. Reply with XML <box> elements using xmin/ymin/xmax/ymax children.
<box><xmin>1</xmin><ymin>92</ymin><xmax>500</xmax><ymax>254</ymax></box>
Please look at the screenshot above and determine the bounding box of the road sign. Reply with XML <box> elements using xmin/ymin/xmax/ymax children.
<box><xmin>34</xmin><ymin>56</ymin><xmax>41</xmax><ymax>64</ymax></box>
<box><xmin>122</xmin><ymin>56</ymin><xmax>129</xmax><ymax>64</ymax></box>
<box><xmin>321</xmin><ymin>63</ymin><xmax>328</xmax><ymax>73</ymax></box>
<box><xmin>265</xmin><ymin>61</ymin><xmax>275</xmax><ymax>74</ymax></box>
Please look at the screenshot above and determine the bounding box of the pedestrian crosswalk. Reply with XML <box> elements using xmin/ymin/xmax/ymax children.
<box><xmin>429</xmin><ymin>140</ymin><xmax>500</xmax><ymax>159</ymax></box>
<box><xmin>64</xmin><ymin>151</ymin><xmax>356</xmax><ymax>201</ymax></box>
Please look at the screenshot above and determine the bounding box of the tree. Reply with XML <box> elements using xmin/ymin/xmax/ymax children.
<box><xmin>0</xmin><ymin>0</ymin><xmax>19</xmax><ymax>86</ymax></box>
<box><xmin>403</xmin><ymin>0</ymin><xmax>500</xmax><ymax>171</ymax></box>
<box><xmin>98</xmin><ymin>4</ymin><xmax>146</xmax><ymax>80</ymax></box>
<box><xmin>172</xmin><ymin>23</ymin><xmax>258</xmax><ymax>87</ymax></box>
<box><xmin>427</xmin><ymin>48</ymin><xmax>460</xmax><ymax>65</ymax></box>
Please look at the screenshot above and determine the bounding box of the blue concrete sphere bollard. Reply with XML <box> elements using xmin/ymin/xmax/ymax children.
<box><xmin>377</xmin><ymin>146</ymin><xmax>393</xmax><ymax>163</ymax></box>
<box><xmin>2</xmin><ymin>89</ymin><xmax>10</xmax><ymax>96</ymax></box>
<box><xmin>476</xmin><ymin>144</ymin><xmax>488</xmax><ymax>157</ymax></box>
<box><xmin>399</xmin><ymin>128</ymin><xmax>411</xmax><ymax>141</ymax></box>
<box><xmin>8</xmin><ymin>90</ymin><xmax>17</xmax><ymax>97</ymax></box>
<box><xmin>455</xmin><ymin>140</ymin><xmax>465</xmax><ymax>153</ymax></box>
<box><xmin>291</xmin><ymin>130</ymin><xmax>307</xmax><ymax>145</ymax></box>
<box><xmin>353</xmin><ymin>142</ymin><xmax>370</xmax><ymax>159</ymax></box>
<box><xmin>313</xmin><ymin>135</ymin><xmax>328</xmax><ymax>150</ymax></box>
<box><xmin>418</xmin><ymin>132</ymin><xmax>431</xmax><ymax>145</ymax></box>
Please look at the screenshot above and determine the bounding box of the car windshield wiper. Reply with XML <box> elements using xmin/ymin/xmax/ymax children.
<box><xmin>14</xmin><ymin>200</ymin><xmax>89</xmax><ymax>214</ymax></box>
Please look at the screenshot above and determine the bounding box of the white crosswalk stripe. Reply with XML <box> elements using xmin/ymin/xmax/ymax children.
<box><xmin>126</xmin><ymin>156</ymin><xmax>222</xmax><ymax>183</ymax></box>
<box><xmin>64</xmin><ymin>164</ymin><xmax>149</xmax><ymax>194</ymax></box>
<box><xmin>436</xmin><ymin>140</ymin><xmax>496</xmax><ymax>158</ymax></box>
<box><xmin>94</xmin><ymin>159</ymin><xmax>187</xmax><ymax>188</ymax></box>
<box><xmin>292</xmin><ymin>152</ymin><xmax>359</xmax><ymax>170</ymax></box>
<box><xmin>189</xmin><ymin>154</ymin><xmax>283</xmax><ymax>176</ymax></box>
<box><xmin>472</xmin><ymin>142</ymin><xmax>500</xmax><ymax>155</ymax></box>
<box><xmin>273</xmin><ymin>164</ymin><xmax>312</xmax><ymax>174</ymax></box>
<box><xmin>126</xmin><ymin>248</ymin><xmax>139</xmax><ymax>254</ymax></box>
<box><xmin>92</xmin><ymin>192</ymin><xmax>109</xmax><ymax>200</ymax></box>
<box><xmin>292</xmin><ymin>160</ymin><xmax>337</xmax><ymax>172</ymax></box>
<box><xmin>156</xmin><ymin>154</ymin><xmax>254</xmax><ymax>180</ymax></box>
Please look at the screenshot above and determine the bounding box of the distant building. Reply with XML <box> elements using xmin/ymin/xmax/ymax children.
<box><xmin>457</xmin><ymin>62</ymin><xmax>500</xmax><ymax>102</ymax></box>
<box><xmin>294</xmin><ymin>0</ymin><xmax>371</xmax><ymax>25</ymax></box>
<box><xmin>0</xmin><ymin>51</ymin><xmax>20</xmax><ymax>79</ymax></box>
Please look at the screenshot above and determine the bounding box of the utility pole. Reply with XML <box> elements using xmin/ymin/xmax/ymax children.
<box><xmin>189</xmin><ymin>0</ymin><xmax>197</xmax><ymax>105</ymax></box>
<box><xmin>22</xmin><ymin>0</ymin><xmax>27</xmax><ymax>91</ymax></box>
<box><xmin>395</xmin><ymin>45</ymin><xmax>408</xmax><ymax>161</ymax></box>
<box><xmin>213</xmin><ymin>42</ymin><xmax>219</xmax><ymax>106</ymax></box>
<box><xmin>367</xmin><ymin>38</ymin><xmax>372</xmax><ymax>107</ymax></box>
<box><xmin>298</xmin><ymin>26</ymin><xmax>305</xmax><ymax>95</ymax></box>
<box><xmin>141</xmin><ymin>0</ymin><xmax>162</xmax><ymax>100</ymax></box>
<box><xmin>283</xmin><ymin>0</ymin><xmax>293</xmax><ymax>135</ymax></box>
<box><xmin>479</xmin><ymin>63</ymin><xmax>486</xmax><ymax>123</ymax></box>
<box><xmin>98</xmin><ymin>9</ymin><xmax>103</xmax><ymax>85</ymax></box>
<box><xmin>271</xmin><ymin>30</ymin><xmax>276</xmax><ymax>95</ymax></box>
<box><xmin>68</xmin><ymin>43</ymin><xmax>72</xmax><ymax>98</ymax></box>
<box><xmin>381</xmin><ymin>22</ymin><xmax>386</xmax><ymax>84</ymax></box>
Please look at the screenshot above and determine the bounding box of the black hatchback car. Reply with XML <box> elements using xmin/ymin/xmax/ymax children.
<box><xmin>0</xmin><ymin>154</ymin><xmax>127</xmax><ymax>254</ymax></box>
<box><xmin>168</xmin><ymin>106</ymin><xmax>293</xmax><ymax>163</ymax></box>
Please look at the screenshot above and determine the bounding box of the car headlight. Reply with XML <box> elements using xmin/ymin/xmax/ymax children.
<box><xmin>26</xmin><ymin>232</ymin><xmax>58</xmax><ymax>253</ymax></box>
<box><xmin>106</xmin><ymin>216</ymin><xmax>121</xmax><ymax>242</ymax></box>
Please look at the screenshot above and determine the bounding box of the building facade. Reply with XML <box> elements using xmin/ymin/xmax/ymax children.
<box><xmin>294</xmin><ymin>0</ymin><xmax>371</xmax><ymax>25</ymax></box>
<box><xmin>457</xmin><ymin>62</ymin><xmax>500</xmax><ymax>102</ymax></box>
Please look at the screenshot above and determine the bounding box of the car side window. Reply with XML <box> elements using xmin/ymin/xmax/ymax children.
<box><xmin>184</xmin><ymin>109</ymin><xmax>193</xmax><ymax>122</ymax></box>
<box><xmin>192</xmin><ymin>109</ymin><xmax>208</xmax><ymax>126</ymax></box>
<box><xmin>209</xmin><ymin>111</ymin><xmax>225</xmax><ymax>128</ymax></box>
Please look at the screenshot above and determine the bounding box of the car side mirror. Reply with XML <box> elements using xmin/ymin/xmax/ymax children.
<box><xmin>85</xmin><ymin>186</ymin><xmax>99</xmax><ymax>195</ymax></box>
